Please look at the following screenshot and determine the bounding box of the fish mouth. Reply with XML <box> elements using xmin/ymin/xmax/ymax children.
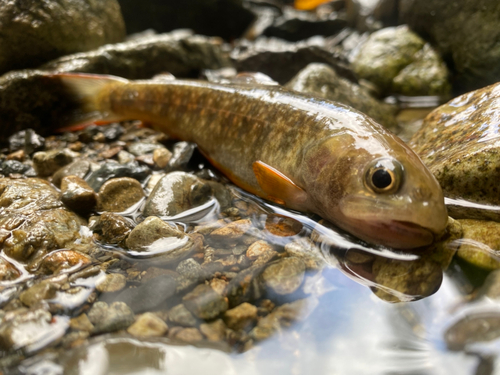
<box><xmin>348</xmin><ymin>219</ymin><xmax>435</xmax><ymax>249</ymax></box>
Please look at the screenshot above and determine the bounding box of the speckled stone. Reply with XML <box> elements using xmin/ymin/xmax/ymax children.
<box><xmin>0</xmin><ymin>258</ymin><xmax>21</xmax><ymax>281</ymax></box>
<box><xmin>182</xmin><ymin>284</ymin><xmax>228</xmax><ymax>320</ymax></box>
<box><xmin>20</xmin><ymin>282</ymin><xmax>59</xmax><ymax>307</ymax></box>
<box><xmin>209</xmin><ymin>219</ymin><xmax>252</xmax><ymax>244</ymax></box>
<box><xmin>36</xmin><ymin>249</ymin><xmax>92</xmax><ymax>275</ymax></box>
<box><xmin>262</xmin><ymin>257</ymin><xmax>306</xmax><ymax>295</ymax></box>
<box><xmin>32</xmin><ymin>149</ymin><xmax>78</xmax><ymax>177</ymax></box>
<box><xmin>456</xmin><ymin>219</ymin><xmax>500</xmax><ymax>270</ymax></box>
<box><xmin>168</xmin><ymin>304</ymin><xmax>197</xmax><ymax>326</ymax></box>
<box><xmin>97</xmin><ymin>177</ymin><xmax>144</xmax><ymax>212</ymax></box>
<box><xmin>172</xmin><ymin>327</ymin><xmax>204</xmax><ymax>343</ymax></box>
<box><xmin>92</xmin><ymin>212</ymin><xmax>134</xmax><ymax>245</ymax></box>
<box><xmin>87</xmin><ymin>301</ymin><xmax>135</xmax><ymax>334</ymax></box>
<box><xmin>96</xmin><ymin>273</ymin><xmax>127</xmax><ymax>293</ymax></box>
<box><xmin>410</xmin><ymin>83</ymin><xmax>500</xmax><ymax>210</ymax></box>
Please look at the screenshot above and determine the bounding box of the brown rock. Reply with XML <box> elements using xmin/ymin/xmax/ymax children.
<box><xmin>127</xmin><ymin>312</ymin><xmax>168</xmax><ymax>337</ymax></box>
<box><xmin>172</xmin><ymin>327</ymin><xmax>204</xmax><ymax>343</ymax></box>
<box><xmin>262</xmin><ymin>257</ymin><xmax>306</xmax><ymax>295</ymax></box>
<box><xmin>200</xmin><ymin>319</ymin><xmax>227</xmax><ymax>342</ymax></box>
<box><xmin>60</xmin><ymin>176</ymin><xmax>97</xmax><ymax>214</ymax></box>
<box><xmin>209</xmin><ymin>219</ymin><xmax>252</xmax><ymax>243</ymax></box>
<box><xmin>37</xmin><ymin>249</ymin><xmax>92</xmax><ymax>275</ymax></box>
<box><xmin>96</xmin><ymin>273</ymin><xmax>127</xmax><ymax>293</ymax></box>
<box><xmin>183</xmin><ymin>284</ymin><xmax>229</xmax><ymax>320</ymax></box>
<box><xmin>153</xmin><ymin>148</ymin><xmax>172</xmax><ymax>169</ymax></box>
<box><xmin>98</xmin><ymin>177</ymin><xmax>144</xmax><ymax>212</ymax></box>
<box><xmin>223</xmin><ymin>302</ymin><xmax>258</xmax><ymax>331</ymax></box>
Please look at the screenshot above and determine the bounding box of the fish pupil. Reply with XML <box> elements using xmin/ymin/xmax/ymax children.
<box><xmin>372</xmin><ymin>169</ymin><xmax>392</xmax><ymax>189</ymax></box>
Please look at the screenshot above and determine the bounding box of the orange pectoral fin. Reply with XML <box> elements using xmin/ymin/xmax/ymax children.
<box><xmin>252</xmin><ymin>161</ymin><xmax>308</xmax><ymax>208</ymax></box>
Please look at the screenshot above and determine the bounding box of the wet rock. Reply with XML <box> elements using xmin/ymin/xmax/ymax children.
<box><xmin>168</xmin><ymin>304</ymin><xmax>197</xmax><ymax>327</ymax></box>
<box><xmin>69</xmin><ymin>314</ymin><xmax>94</xmax><ymax>332</ymax></box>
<box><xmin>127</xmin><ymin>142</ymin><xmax>165</xmax><ymax>157</ymax></box>
<box><xmin>110</xmin><ymin>275</ymin><xmax>178</xmax><ymax>314</ymax></box>
<box><xmin>0</xmin><ymin>0</ymin><xmax>124</xmax><ymax>75</ymax></box>
<box><xmin>86</xmin><ymin>161</ymin><xmax>150</xmax><ymax>192</ymax></box>
<box><xmin>96</xmin><ymin>273</ymin><xmax>127</xmax><ymax>293</ymax></box>
<box><xmin>60</xmin><ymin>176</ymin><xmax>97</xmax><ymax>214</ymax></box>
<box><xmin>410</xmin><ymin>83</ymin><xmax>500</xmax><ymax>214</ymax></box>
<box><xmin>232</xmin><ymin>37</ymin><xmax>354</xmax><ymax>85</ymax></box>
<box><xmin>118</xmin><ymin>0</ymin><xmax>254</xmax><ymax>41</ymax></box>
<box><xmin>20</xmin><ymin>282</ymin><xmax>59</xmax><ymax>307</ymax></box>
<box><xmin>167</xmin><ymin>142</ymin><xmax>197</xmax><ymax>170</ymax></box>
<box><xmin>36</xmin><ymin>250</ymin><xmax>92</xmax><ymax>275</ymax></box>
<box><xmin>127</xmin><ymin>313</ymin><xmax>168</xmax><ymax>338</ymax></box>
<box><xmin>0</xmin><ymin>178</ymin><xmax>83</xmax><ymax>262</ymax></box>
<box><xmin>262</xmin><ymin>6</ymin><xmax>347</xmax><ymax>42</ymax></box>
<box><xmin>87</xmin><ymin>301</ymin><xmax>135</xmax><ymax>334</ymax></box>
<box><xmin>143</xmin><ymin>172</ymin><xmax>212</xmax><ymax>217</ymax></box>
<box><xmin>0</xmin><ymin>308</ymin><xmax>68</xmax><ymax>352</ymax></box>
<box><xmin>246</xmin><ymin>241</ymin><xmax>275</xmax><ymax>260</ymax></box>
<box><xmin>456</xmin><ymin>220</ymin><xmax>500</xmax><ymax>270</ymax></box>
<box><xmin>52</xmin><ymin>160</ymin><xmax>91</xmax><ymax>188</ymax></box>
<box><xmin>0</xmin><ymin>160</ymin><xmax>32</xmax><ymax>176</ymax></box>
<box><xmin>171</xmin><ymin>327</ymin><xmax>204</xmax><ymax>343</ymax></box>
<box><xmin>262</xmin><ymin>257</ymin><xmax>306</xmax><ymax>295</ymax></box>
<box><xmin>223</xmin><ymin>302</ymin><xmax>258</xmax><ymax>331</ymax></box>
<box><xmin>264</xmin><ymin>215</ymin><xmax>303</xmax><ymax>237</ymax></box>
<box><xmin>400</xmin><ymin>0</ymin><xmax>500</xmax><ymax>92</ymax></box>
<box><xmin>153</xmin><ymin>148</ymin><xmax>172</xmax><ymax>169</ymax></box>
<box><xmin>183</xmin><ymin>284</ymin><xmax>229</xmax><ymax>320</ymax></box>
<box><xmin>91</xmin><ymin>212</ymin><xmax>134</xmax><ymax>245</ymax></box>
<box><xmin>0</xmin><ymin>258</ymin><xmax>21</xmax><ymax>281</ymax></box>
<box><xmin>200</xmin><ymin>319</ymin><xmax>227</xmax><ymax>342</ymax></box>
<box><xmin>32</xmin><ymin>149</ymin><xmax>77</xmax><ymax>177</ymax></box>
<box><xmin>97</xmin><ymin>177</ymin><xmax>144</xmax><ymax>212</ymax></box>
<box><xmin>209</xmin><ymin>219</ymin><xmax>253</xmax><ymax>244</ymax></box>
<box><xmin>9</xmin><ymin>129</ymin><xmax>45</xmax><ymax>155</ymax></box>
<box><xmin>250</xmin><ymin>298</ymin><xmax>318</xmax><ymax>341</ymax></box>
<box><xmin>126</xmin><ymin>217</ymin><xmax>194</xmax><ymax>261</ymax></box>
<box><xmin>445</xmin><ymin>312</ymin><xmax>500</xmax><ymax>351</ymax></box>
<box><xmin>352</xmin><ymin>26</ymin><xmax>450</xmax><ymax>96</ymax></box>
<box><xmin>478</xmin><ymin>270</ymin><xmax>500</xmax><ymax>299</ymax></box>
<box><xmin>286</xmin><ymin>63</ymin><xmax>398</xmax><ymax>129</ymax></box>
<box><xmin>176</xmin><ymin>259</ymin><xmax>204</xmax><ymax>281</ymax></box>
<box><xmin>284</xmin><ymin>238</ymin><xmax>326</xmax><ymax>270</ymax></box>
<box><xmin>372</xmin><ymin>256</ymin><xmax>443</xmax><ymax>302</ymax></box>
<box><xmin>226</xmin><ymin>265</ymin><xmax>265</xmax><ymax>307</ymax></box>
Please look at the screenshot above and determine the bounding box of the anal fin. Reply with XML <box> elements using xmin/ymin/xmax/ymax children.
<box><xmin>252</xmin><ymin>161</ymin><xmax>308</xmax><ymax>208</ymax></box>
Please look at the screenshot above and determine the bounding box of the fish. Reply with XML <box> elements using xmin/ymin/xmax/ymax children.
<box><xmin>54</xmin><ymin>72</ymin><xmax>448</xmax><ymax>249</ymax></box>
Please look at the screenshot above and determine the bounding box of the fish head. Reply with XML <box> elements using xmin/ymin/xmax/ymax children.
<box><xmin>304</xmin><ymin>132</ymin><xmax>448</xmax><ymax>249</ymax></box>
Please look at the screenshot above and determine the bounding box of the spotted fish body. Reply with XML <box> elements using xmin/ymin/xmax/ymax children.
<box><xmin>59</xmin><ymin>73</ymin><xmax>448</xmax><ymax>249</ymax></box>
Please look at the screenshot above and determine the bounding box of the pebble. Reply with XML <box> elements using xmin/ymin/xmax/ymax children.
<box><xmin>262</xmin><ymin>257</ymin><xmax>306</xmax><ymax>295</ymax></box>
<box><xmin>210</xmin><ymin>278</ymin><xmax>228</xmax><ymax>295</ymax></box>
<box><xmin>246</xmin><ymin>240</ymin><xmax>274</xmax><ymax>260</ymax></box>
<box><xmin>226</xmin><ymin>265</ymin><xmax>265</xmax><ymax>308</ymax></box>
<box><xmin>153</xmin><ymin>148</ymin><xmax>173</xmax><ymax>168</ymax></box>
<box><xmin>209</xmin><ymin>219</ymin><xmax>252</xmax><ymax>244</ymax></box>
<box><xmin>168</xmin><ymin>304</ymin><xmax>198</xmax><ymax>326</ymax></box>
<box><xmin>97</xmin><ymin>177</ymin><xmax>145</xmax><ymax>212</ymax></box>
<box><xmin>96</xmin><ymin>273</ymin><xmax>127</xmax><ymax>293</ymax></box>
<box><xmin>172</xmin><ymin>327</ymin><xmax>204</xmax><ymax>343</ymax></box>
<box><xmin>36</xmin><ymin>250</ymin><xmax>92</xmax><ymax>275</ymax></box>
<box><xmin>52</xmin><ymin>160</ymin><xmax>91</xmax><ymax>187</ymax></box>
<box><xmin>127</xmin><ymin>312</ymin><xmax>168</xmax><ymax>337</ymax></box>
<box><xmin>125</xmin><ymin>217</ymin><xmax>194</xmax><ymax>264</ymax></box>
<box><xmin>32</xmin><ymin>149</ymin><xmax>78</xmax><ymax>177</ymax></box>
<box><xmin>168</xmin><ymin>142</ymin><xmax>196</xmax><ymax>170</ymax></box>
<box><xmin>223</xmin><ymin>302</ymin><xmax>258</xmax><ymax>331</ymax></box>
<box><xmin>9</xmin><ymin>129</ymin><xmax>45</xmax><ymax>155</ymax></box>
<box><xmin>176</xmin><ymin>258</ymin><xmax>204</xmax><ymax>280</ymax></box>
<box><xmin>200</xmin><ymin>319</ymin><xmax>227</xmax><ymax>342</ymax></box>
<box><xmin>85</xmin><ymin>161</ymin><xmax>151</xmax><ymax>191</ymax></box>
<box><xmin>87</xmin><ymin>301</ymin><xmax>135</xmax><ymax>334</ymax></box>
<box><xmin>92</xmin><ymin>212</ymin><xmax>134</xmax><ymax>245</ymax></box>
<box><xmin>60</xmin><ymin>176</ymin><xmax>97</xmax><ymax>214</ymax></box>
<box><xmin>183</xmin><ymin>284</ymin><xmax>229</xmax><ymax>320</ymax></box>
<box><xmin>284</xmin><ymin>238</ymin><xmax>325</xmax><ymax>270</ymax></box>
<box><xmin>19</xmin><ymin>282</ymin><xmax>59</xmax><ymax>307</ymax></box>
<box><xmin>143</xmin><ymin>171</ymin><xmax>212</xmax><ymax>217</ymax></box>
<box><xmin>69</xmin><ymin>314</ymin><xmax>94</xmax><ymax>332</ymax></box>
<box><xmin>127</xmin><ymin>142</ymin><xmax>165</xmax><ymax>156</ymax></box>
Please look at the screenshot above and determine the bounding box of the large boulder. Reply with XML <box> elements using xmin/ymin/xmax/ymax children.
<box><xmin>0</xmin><ymin>0</ymin><xmax>125</xmax><ymax>75</ymax></box>
<box><xmin>400</xmin><ymin>0</ymin><xmax>500</xmax><ymax>92</ymax></box>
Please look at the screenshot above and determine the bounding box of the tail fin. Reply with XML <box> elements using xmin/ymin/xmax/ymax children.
<box><xmin>53</xmin><ymin>73</ymin><xmax>129</xmax><ymax>126</ymax></box>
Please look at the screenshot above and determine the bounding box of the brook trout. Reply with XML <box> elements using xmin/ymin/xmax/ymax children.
<box><xmin>57</xmin><ymin>73</ymin><xmax>448</xmax><ymax>249</ymax></box>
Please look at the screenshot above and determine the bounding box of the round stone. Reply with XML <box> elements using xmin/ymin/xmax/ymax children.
<box><xmin>98</xmin><ymin>177</ymin><xmax>144</xmax><ymax>212</ymax></box>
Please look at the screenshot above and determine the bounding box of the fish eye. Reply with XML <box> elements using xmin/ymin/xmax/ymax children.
<box><xmin>365</xmin><ymin>158</ymin><xmax>403</xmax><ymax>194</ymax></box>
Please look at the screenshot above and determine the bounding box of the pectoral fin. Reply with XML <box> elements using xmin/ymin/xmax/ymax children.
<box><xmin>252</xmin><ymin>161</ymin><xmax>308</xmax><ymax>208</ymax></box>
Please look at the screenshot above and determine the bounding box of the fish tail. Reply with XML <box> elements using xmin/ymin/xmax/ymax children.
<box><xmin>53</xmin><ymin>73</ymin><xmax>129</xmax><ymax>127</ymax></box>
